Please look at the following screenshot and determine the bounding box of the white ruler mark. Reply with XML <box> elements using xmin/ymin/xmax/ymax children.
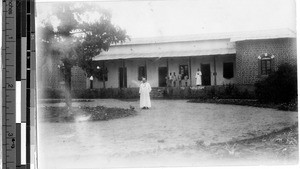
<box><xmin>16</xmin><ymin>81</ymin><xmax>21</xmax><ymax>123</ymax></box>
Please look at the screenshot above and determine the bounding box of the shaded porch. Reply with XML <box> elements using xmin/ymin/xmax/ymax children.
<box><xmin>91</xmin><ymin>54</ymin><xmax>236</xmax><ymax>89</ymax></box>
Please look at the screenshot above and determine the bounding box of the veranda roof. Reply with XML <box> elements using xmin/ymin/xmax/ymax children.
<box><xmin>93</xmin><ymin>48</ymin><xmax>236</xmax><ymax>61</ymax></box>
<box><xmin>93</xmin><ymin>28</ymin><xmax>296</xmax><ymax>61</ymax></box>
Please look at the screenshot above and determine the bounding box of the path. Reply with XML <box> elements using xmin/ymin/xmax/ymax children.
<box><xmin>38</xmin><ymin>99</ymin><xmax>298</xmax><ymax>168</ymax></box>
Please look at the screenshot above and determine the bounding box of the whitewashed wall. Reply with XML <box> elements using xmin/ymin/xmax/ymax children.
<box><xmin>190</xmin><ymin>55</ymin><xmax>236</xmax><ymax>86</ymax></box>
<box><xmin>92</xmin><ymin>55</ymin><xmax>236</xmax><ymax>88</ymax></box>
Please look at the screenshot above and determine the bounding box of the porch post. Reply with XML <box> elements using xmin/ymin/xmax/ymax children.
<box><xmin>167</xmin><ymin>58</ymin><xmax>169</xmax><ymax>90</ymax></box>
<box><xmin>167</xmin><ymin>58</ymin><xmax>169</xmax><ymax>74</ymax></box>
<box><xmin>145</xmin><ymin>59</ymin><xmax>147</xmax><ymax>79</ymax></box>
<box><xmin>189</xmin><ymin>57</ymin><xmax>192</xmax><ymax>86</ymax></box>
<box><xmin>102</xmin><ymin>61</ymin><xmax>106</xmax><ymax>89</ymax></box>
<box><xmin>122</xmin><ymin>59</ymin><xmax>125</xmax><ymax>88</ymax></box>
<box><xmin>213</xmin><ymin>56</ymin><xmax>217</xmax><ymax>86</ymax></box>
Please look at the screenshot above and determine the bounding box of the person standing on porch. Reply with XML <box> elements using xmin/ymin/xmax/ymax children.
<box><xmin>139</xmin><ymin>77</ymin><xmax>152</xmax><ymax>109</ymax></box>
<box><xmin>172</xmin><ymin>72</ymin><xmax>177</xmax><ymax>87</ymax></box>
<box><xmin>165</xmin><ymin>75</ymin><xmax>169</xmax><ymax>87</ymax></box>
<box><xmin>168</xmin><ymin>73</ymin><xmax>173</xmax><ymax>87</ymax></box>
<box><xmin>178</xmin><ymin>73</ymin><xmax>182</xmax><ymax>87</ymax></box>
<box><xmin>184</xmin><ymin>75</ymin><xmax>189</xmax><ymax>86</ymax></box>
<box><xmin>195</xmin><ymin>68</ymin><xmax>202</xmax><ymax>86</ymax></box>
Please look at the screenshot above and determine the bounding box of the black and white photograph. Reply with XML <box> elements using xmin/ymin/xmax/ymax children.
<box><xmin>25</xmin><ymin>0</ymin><xmax>300</xmax><ymax>168</ymax></box>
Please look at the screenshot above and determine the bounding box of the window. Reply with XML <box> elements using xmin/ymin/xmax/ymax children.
<box><xmin>258</xmin><ymin>53</ymin><xmax>274</xmax><ymax>76</ymax></box>
<box><xmin>138</xmin><ymin>66</ymin><xmax>146</xmax><ymax>80</ymax></box>
<box><xmin>179</xmin><ymin>65</ymin><xmax>189</xmax><ymax>80</ymax></box>
<box><xmin>223</xmin><ymin>62</ymin><xmax>234</xmax><ymax>79</ymax></box>
<box><xmin>261</xmin><ymin>59</ymin><xmax>271</xmax><ymax>75</ymax></box>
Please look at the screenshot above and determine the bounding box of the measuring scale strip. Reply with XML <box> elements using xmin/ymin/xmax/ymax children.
<box><xmin>3</xmin><ymin>0</ymin><xmax>36</xmax><ymax>168</ymax></box>
<box><xmin>2</xmin><ymin>0</ymin><xmax>17</xmax><ymax>169</ymax></box>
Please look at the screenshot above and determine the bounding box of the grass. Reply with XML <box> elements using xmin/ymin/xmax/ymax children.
<box><xmin>40</xmin><ymin>106</ymin><xmax>137</xmax><ymax>122</ymax></box>
<box><xmin>124</xmin><ymin>124</ymin><xmax>298</xmax><ymax>164</ymax></box>
<box><xmin>194</xmin><ymin>124</ymin><xmax>298</xmax><ymax>162</ymax></box>
<box><xmin>188</xmin><ymin>98</ymin><xmax>298</xmax><ymax>111</ymax></box>
<box><xmin>39</xmin><ymin>99</ymin><xmax>95</xmax><ymax>104</ymax></box>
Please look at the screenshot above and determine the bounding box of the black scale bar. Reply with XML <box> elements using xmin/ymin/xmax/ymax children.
<box><xmin>27</xmin><ymin>0</ymin><xmax>34</xmax><ymax>168</ymax></box>
<box><xmin>16</xmin><ymin>0</ymin><xmax>22</xmax><ymax>168</ymax></box>
<box><xmin>27</xmin><ymin>15</ymin><xmax>30</xmax><ymax>50</ymax></box>
<box><xmin>16</xmin><ymin>123</ymin><xmax>21</xmax><ymax>167</ymax></box>
<box><xmin>16</xmin><ymin>0</ymin><xmax>21</xmax><ymax>81</ymax></box>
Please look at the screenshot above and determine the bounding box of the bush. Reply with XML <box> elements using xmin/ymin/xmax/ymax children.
<box><xmin>118</xmin><ymin>88</ymin><xmax>139</xmax><ymax>99</ymax></box>
<box><xmin>41</xmin><ymin>88</ymin><xmax>63</xmax><ymax>99</ymax></box>
<box><xmin>255</xmin><ymin>63</ymin><xmax>297</xmax><ymax>104</ymax></box>
<box><xmin>224</xmin><ymin>83</ymin><xmax>236</xmax><ymax>95</ymax></box>
<box><xmin>277</xmin><ymin>99</ymin><xmax>298</xmax><ymax>111</ymax></box>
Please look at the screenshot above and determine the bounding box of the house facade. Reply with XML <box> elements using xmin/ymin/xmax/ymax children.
<box><xmin>38</xmin><ymin>29</ymin><xmax>297</xmax><ymax>91</ymax></box>
<box><xmin>89</xmin><ymin>29</ymin><xmax>296</xmax><ymax>89</ymax></box>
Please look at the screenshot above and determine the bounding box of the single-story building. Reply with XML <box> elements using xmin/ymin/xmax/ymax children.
<box><xmin>39</xmin><ymin>28</ymin><xmax>296</xmax><ymax>94</ymax></box>
<box><xmin>88</xmin><ymin>28</ymin><xmax>296</xmax><ymax>89</ymax></box>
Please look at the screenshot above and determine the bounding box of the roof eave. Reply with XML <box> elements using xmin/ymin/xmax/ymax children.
<box><xmin>230</xmin><ymin>36</ymin><xmax>296</xmax><ymax>42</ymax></box>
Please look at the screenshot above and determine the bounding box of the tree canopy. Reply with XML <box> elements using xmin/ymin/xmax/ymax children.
<box><xmin>37</xmin><ymin>2</ymin><xmax>129</xmax><ymax>77</ymax></box>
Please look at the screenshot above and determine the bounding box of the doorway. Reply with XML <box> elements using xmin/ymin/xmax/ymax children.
<box><xmin>119</xmin><ymin>67</ymin><xmax>127</xmax><ymax>88</ymax></box>
<box><xmin>201</xmin><ymin>64</ymin><xmax>211</xmax><ymax>86</ymax></box>
<box><xmin>158</xmin><ymin>67</ymin><xmax>168</xmax><ymax>87</ymax></box>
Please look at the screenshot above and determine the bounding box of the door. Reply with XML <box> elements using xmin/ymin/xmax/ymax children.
<box><xmin>119</xmin><ymin>67</ymin><xmax>127</xmax><ymax>88</ymax></box>
<box><xmin>201</xmin><ymin>64</ymin><xmax>211</xmax><ymax>86</ymax></box>
<box><xmin>158</xmin><ymin>67</ymin><xmax>168</xmax><ymax>87</ymax></box>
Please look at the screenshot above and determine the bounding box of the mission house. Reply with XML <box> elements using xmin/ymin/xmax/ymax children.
<box><xmin>39</xmin><ymin>29</ymin><xmax>297</xmax><ymax>92</ymax></box>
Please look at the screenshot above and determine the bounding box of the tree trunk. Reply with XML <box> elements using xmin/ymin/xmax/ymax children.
<box><xmin>63</xmin><ymin>62</ymin><xmax>73</xmax><ymax>110</ymax></box>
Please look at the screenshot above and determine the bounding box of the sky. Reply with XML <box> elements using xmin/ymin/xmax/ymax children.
<box><xmin>36</xmin><ymin>0</ymin><xmax>296</xmax><ymax>38</ymax></box>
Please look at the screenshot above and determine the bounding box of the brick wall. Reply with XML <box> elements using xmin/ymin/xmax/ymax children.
<box><xmin>236</xmin><ymin>38</ymin><xmax>297</xmax><ymax>84</ymax></box>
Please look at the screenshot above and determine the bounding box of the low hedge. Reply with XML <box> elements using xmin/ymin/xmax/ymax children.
<box><xmin>39</xmin><ymin>84</ymin><xmax>257</xmax><ymax>100</ymax></box>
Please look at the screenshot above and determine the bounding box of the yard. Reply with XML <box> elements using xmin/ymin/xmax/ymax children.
<box><xmin>38</xmin><ymin>99</ymin><xmax>298</xmax><ymax>168</ymax></box>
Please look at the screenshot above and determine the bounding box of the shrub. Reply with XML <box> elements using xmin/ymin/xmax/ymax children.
<box><xmin>40</xmin><ymin>88</ymin><xmax>63</xmax><ymax>99</ymax></box>
<box><xmin>255</xmin><ymin>63</ymin><xmax>297</xmax><ymax>104</ymax></box>
<box><xmin>241</xmin><ymin>89</ymin><xmax>251</xmax><ymax>99</ymax></box>
<box><xmin>189</xmin><ymin>88</ymin><xmax>207</xmax><ymax>99</ymax></box>
<box><xmin>224</xmin><ymin>83</ymin><xmax>236</xmax><ymax>95</ymax></box>
<box><xmin>277</xmin><ymin>99</ymin><xmax>298</xmax><ymax>111</ymax></box>
<box><xmin>208</xmin><ymin>86</ymin><xmax>216</xmax><ymax>97</ymax></box>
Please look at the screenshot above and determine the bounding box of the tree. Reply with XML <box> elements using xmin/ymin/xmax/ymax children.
<box><xmin>37</xmin><ymin>2</ymin><xmax>129</xmax><ymax>109</ymax></box>
<box><xmin>255</xmin><ymin>63</ymin><xmax>297</xmax><ymax>104</ymax></box>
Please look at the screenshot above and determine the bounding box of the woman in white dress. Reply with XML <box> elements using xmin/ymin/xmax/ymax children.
<box><xmin>195</xmin><ymin>68</ymin><xmax>202</xmax><ymax>86</ymax></box>
<box><xmin>139</xmin><ymin>77</ymin><xmax>152</xmax><ymax>109</ymax></box>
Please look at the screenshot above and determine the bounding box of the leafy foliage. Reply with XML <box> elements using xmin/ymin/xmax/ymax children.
<box><xmin>255</xmin><ymin>63</ymin><xmax>297</xmax><ymax>104</ymax></box>
<box><xmin>37</xmin><ymin>2</ymin><xmax>130</xmax><ymax>82</ymax></box>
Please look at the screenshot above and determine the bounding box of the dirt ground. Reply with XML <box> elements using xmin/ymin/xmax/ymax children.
<box><xmin>38</xmin><ymin>99</ymin><xmax>298</xmax><ymax>168</ymax></box>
